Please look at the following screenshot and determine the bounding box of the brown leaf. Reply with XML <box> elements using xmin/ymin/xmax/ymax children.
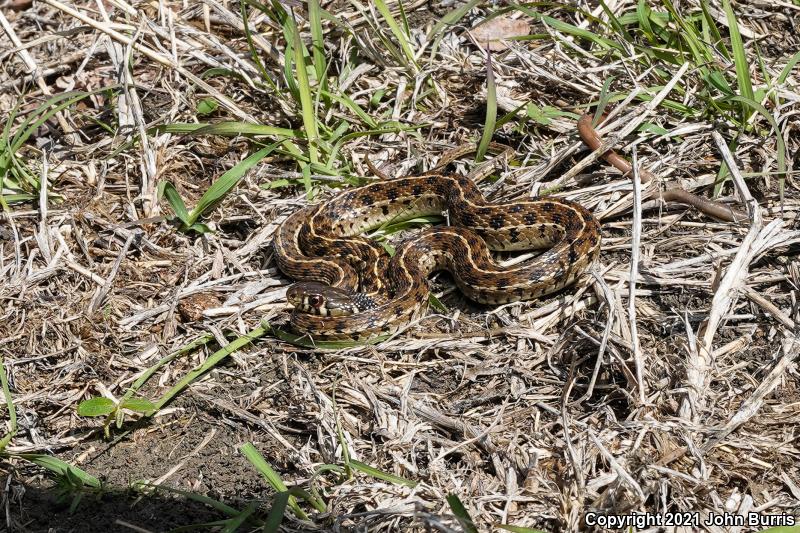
<box><xmin>469</xmin><ymin>16</ymin><xmax>531</xmax><ymax>52</ymax></box>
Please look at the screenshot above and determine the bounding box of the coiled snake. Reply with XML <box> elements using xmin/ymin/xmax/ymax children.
<box><xmin>273</xmin><ymin>173</ymin><xmax>601</xmax><ymax>341</ymax></box>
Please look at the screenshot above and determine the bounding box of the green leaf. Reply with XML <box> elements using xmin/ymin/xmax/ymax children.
<box><xmin>187</xmin><ymin>142</ymin><xmax>281</xmax><ymax>224</ymax></box>
<box><xmin>16</xmin><ymin>454</ymin><xmax>101</xmax><ymax>488</ymax></box>
<box><xmin>428</xmin><ymin>293</ymin><xmax>448</xmax><ymax>314</ymax></box>
<box><xmin>721</xmin><ymin>0</ymin><xmax>754</xmax><ymax>102</ymax></box>
<box><xmin>77</xmin><ymin>397</ymin><xmax>116</xmax><ymax>417</ymax></box>
<box><xmin>348</xmin><ymin>459</ymin><xmax>418</xmax><ymax>488</ymax></box>
<box><xmin>526</xmin><ymin>103</ymin><xmax>552</xmax><ymax>125</ymax></box>
<box><xmin>263</xmin><ymin>491</ymin><xmax>291</xmax><ymax>532</ymax></box>
<box><xmin>187</xmin><ymin>222</ymin><xmax>213</xmax><ymax>234</ymax></box>
<box><xmin>373</xmin><ymin>0</ymin><xmax>420</xmax><ymax>71</ymax></box>
<box><xmin>721</xmin><ymin>95</ymin><xmax>787</xmax><ymax>201</ymax></box>
<box><xmin>476</xmin><ymin>50</ymin><xmax>497</xmax><ymax>163</ymax></box>
<box><xmin>288</xmin><ymin>12</ymin><xmax>320</xmax><ymax>164</ymax></box>
<box><xmin>240</xmin><ymin>443</ymin><xmax>310</xmax><ymax>520</ymax></box>
<box><xmin>120</xmin><ymin>397</ymin><xmax>156</xmax><ymax>413</ymax></box>
<box><xmin>446</xmin><ymin>494</ymin><xmax>479</xmax><ymax>533</ymax></box>
<box><xmin>196</xmin><ymin>98</ymin><xmax>219</xmax><ymax>115</ymax></box>
<box><xmin>159</xmin><ymin>181</ymin><xmax>191</xmax><ymax>226</ymax></box>
<box><xmin>369</xmin><ymin>88</ymin><xmax>385</xmax><ymax>107</ymax></box>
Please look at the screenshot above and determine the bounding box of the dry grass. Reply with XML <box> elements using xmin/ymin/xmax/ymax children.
<box><xmin>1</xmin><ymin>0</ymin><xmax>799</xmax><ymax>532</ymax></box>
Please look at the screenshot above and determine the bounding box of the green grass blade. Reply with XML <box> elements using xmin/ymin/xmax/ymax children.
<box><xmin>171</xmin><ymin>122</ymin><xmax>297</xmax><ymax>138</ymax></box>
<box><xmin>348</xmin><ymin>459</ymin><xmax>418</xmax><ymax>488</ymax></box>
<box><xmin>428</xmin><ymin>0</ymin><xmax>481</xmax><ymax>40</ymax></box>
<box><xmin>240</xmin><ymin>0</ymin><xmax>279</xmax><ymax>92</ymax></box>
<box><xmin>9</xmin><ymin>92</ymin><xmax>91</xmax><ymax>154</ymax></box>
<box><xmin>595</xmin><ymin>75</ymin><xmax>616</xmax><ymax>123</ymax></box>
<box><xmin>240</xmin><ymin>443</ymin><xmax>310</xmax><ymax>521</ymax></box>
<box><xmin>266</xmin><ymin>322</ymin><xmax>390</xmax><ymax>349</ymax></box>
<box><xmin>373</xmin><ymin>0</ymin><xmax>420</xmax><ymax>71</ymax></box>
<box><xmin>118</xmin><ymin>334</ymin><xmax>214</xmax><ymax>408</ymax></box>
<box><xmin>221</xmin><ymin>501</ymin><xmax>259</xmax><ymax>533</ymax></box>
<box><xmin>721</xmin><ymin>95</ymin><xmax>787</xmax><ymax>201</ymax></box>
<box><xmin>188</xmin><ymin>142</ymin><xmax>281</xmax><ymax>224</ymax></box>
<box><xmin>446</xmin><ymin>494</ymin><xmax>479</xmax><ymax>533</ymax></box>
<box><xmin>308</xmin><ymin>0</ymin><xmax>327</xmax><ymax>86</ymax></box>
<box><xmin>598</xmin><ymin>0</ymin><xmax>632</xmax><ymax>41</ymax></box>
<box><xmin>699</xmin><ymin>0</ymin><xmax>727</xmax><ymax>58</ymax></box>
<box><xmin>636</xmin><ymin>0</ymin><xmax>656</xmax><ymax>42</ymax></box>
<box><xmin>2</xmin><ymin>91</ymin><xmax>93</xmax><ymax>206</ymax></box>
<box><xmin>777</xmin><ymin>51</ymin><xmax>800</xmax><ymax>84</ymax></box>
<box><xmin>151</xmin><ymin>324</ymin><xmax>269</xmax><ymax>411</ymax></box>
<box><xmin>321</xmin><ymin>90</ymin><xmax>378</xmax><ymax>128</ymax></box>
<box><xmin>0</xmin><ymin>350</ymin><xmax>17</xmax><ymax>450</ymax></box>
<box><xmin>713</xmin><ymin>135</ymin><xmax>736</xmax><ymax>197</ymax></box>
<box><xmin>137</xmin><ymin>482</ymin><xmax>240</xmax><ymax>516</ymax></box>
<box><xmin>287</xmin><ymin>12</ymin><xmax>320</xmax><ymax>164</ymax></box>
<box><xmin>326</xmin><ymin>124</ymin><xmax>425</xmax><ymax>170</ymax></box>
<box><xmin>721</xmin><ymin>0</ymin><xmax>754</xmax><ymax>103</ymax></box>
<box><xmin>263</xmin><ymin>491</ymin><xmax>291</xmax><ymax>532</ymax></box>
<box><xmin>14</xmin><ymin>454</ymin><xmax>101</xmax><ymax>488</ymax></box>
<box><xmin>159</xmin><ymin>181</ymin><xmax>191</xmax><ymax>226</ymax></box>
<box><xmin>426</xmin><ymin>0</ymin><xmax>483</xmax><ymax>61</ymax></box>
<box><xmin>540</xmin><ymin>14</ymin><xmax>623</xmax><ymax>51</ymax></box>
<box><xmin>283</xmin><ymin>32</ymin><xmax>301</xmax><ymax>101</ymax></box>
<box><xmin>476</xmin><ymin>50</ymin><xmax>497</xmax><ymax>163</ymax></box>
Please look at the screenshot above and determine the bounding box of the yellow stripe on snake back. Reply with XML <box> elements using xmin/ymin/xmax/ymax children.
<box><xmin>273</xmin><ymin>173</ymin><xmax>601</xmax><ymax>341</ymax></box>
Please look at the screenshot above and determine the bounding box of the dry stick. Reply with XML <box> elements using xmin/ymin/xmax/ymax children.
<box><xmin>699</xmin><ymin>132</ymin><xmax>762</xmax><ymax>352</ymax></box>
<box><xmin>684</xmin><ymin>132</ymin><xmax>764</xmax><ymax>421</ymax></box>
<box><xmin>119</xmin><ymin>21</ymin><xmax>159</xmax><ymax>217</ymax></box>
<box><xmin>42</xmin><ymin>0</ymin><xmax>253</xmax><ymax>122</ymax></box>
<box><xmin>741</xmin><ymin>286</ymin><xmax>796</xmax><ymax>330</ymax></box>
<box><xmin>37</xmin><ymin>154</ymin><xmax>53</xmax><ymax>265</ymax></box>
<box><xmin>0</xmin><ymin>10</ymin><xmax>74</xmax><ymax>136</ymax></box>
<box><xmin>629</xmin><ymin>147</ymin><xmax>645</xmax><ymax>404</ymax></box>
<box><xmin>560</xmin><ymin>372</ymin><xmax>585</xmax><ymax>496</ymax></box>
<box><xmin>88</xmin><ymin>232</ymin><xmax>135</xmax><ymax>313</ymax></box>
<box><xmin>574</xmin><ymin>270</ymin><xmax>615</xmax><ymax>403</ymax></box>
<box><xmin>588</xmin><ymin>431</ymin><xmax>646</xmax><ymax>503</ymax></box>
<box><xmin>200</xmin><ymin>0</ymin><xmax>284</xmax><ymax>64</ymax></box>
<box><xmin>0</xmin><ymin>50</ymin><xmax>90</xmax><ymax>92</ymax></box>
<box><xmin>700</xmin><ymin>336</ymin><xmax>799</xmax><ymax>454</ymax></box>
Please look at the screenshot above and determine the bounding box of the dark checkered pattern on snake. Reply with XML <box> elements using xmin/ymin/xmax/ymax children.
<box><xmin>273</xmin><ymin>173</ymin><xmax>601</xmax><ymax>341</ymax></box>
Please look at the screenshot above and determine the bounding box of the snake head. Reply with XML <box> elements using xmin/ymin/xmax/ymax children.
<box><xmin>286</xmin><ymin>282</ymin><xmax>359</xmax><ymax>317</ymax></box>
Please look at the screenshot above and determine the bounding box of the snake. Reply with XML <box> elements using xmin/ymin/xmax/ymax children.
<box><xmin>273</xmin><ymin>172</ymin><xmax>602</xmax><ymax>341</ymax></box>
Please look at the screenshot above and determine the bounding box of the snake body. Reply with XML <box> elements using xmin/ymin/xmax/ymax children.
<box><xmin>273</xmin><ymin>174</ymin><xmax>601</xmax><ymax>341</ymax></box>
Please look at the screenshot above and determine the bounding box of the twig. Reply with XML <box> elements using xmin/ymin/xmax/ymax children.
<box><xmin>629</xmin><ymin>146</ymin><xmax>645</xmax><ymax>404</ymax></box>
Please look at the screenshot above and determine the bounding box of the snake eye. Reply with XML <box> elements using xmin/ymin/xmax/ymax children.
<box><xmin>308</xmin><ymin>294</ymin><xmax>323</xmax><ymax>308</ymax></box>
